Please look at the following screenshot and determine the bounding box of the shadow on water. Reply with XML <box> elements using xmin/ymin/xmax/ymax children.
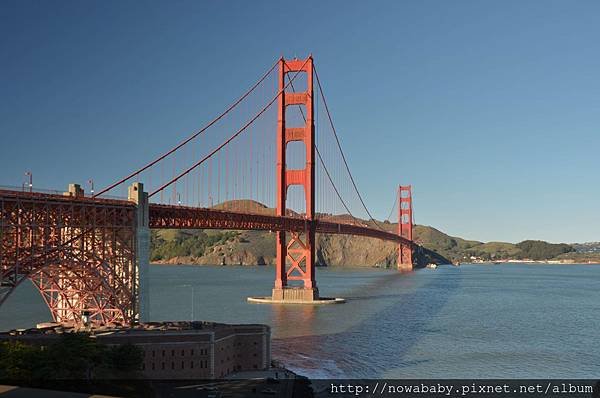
<box><xmin>272</xmin><ymin>267</ymin><xmax>463</xmax><ymax>378</ymax></box>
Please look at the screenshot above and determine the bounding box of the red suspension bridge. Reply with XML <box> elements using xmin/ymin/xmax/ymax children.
<box><xmin>0</xmin><ymin>56</ymin><xmax>416</xmax><ymax>326</ymax></box>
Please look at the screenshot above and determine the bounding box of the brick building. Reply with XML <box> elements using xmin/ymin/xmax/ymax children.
<box><xmin>0</xmin><ymin>321</ymin><xmax>271</xmax><ymax>379</ymax></box>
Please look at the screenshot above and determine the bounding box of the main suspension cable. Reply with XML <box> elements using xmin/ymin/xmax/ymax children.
<box><xmin>94</xmin><ymin>59</ymin><xmax>280</xmax><ymax>198</ymax></box>
<box><xmin>150</xmin><ymin>58</ymin><xmax>310</xmax><ymax>198</ymax></box>
<box><xmin>283</xmin><ymin>66</ymin><xmax>357</xmax><ymax>222</ymax></box>
<box><xmin>313</xmin><ymin>65</ymin><xmax>385</xmax><ymax>231</ymax></box>
<box><xmin>385</xmin><ymin>188</ymin><xmax>399</xmax><ymax>222</ymax></box>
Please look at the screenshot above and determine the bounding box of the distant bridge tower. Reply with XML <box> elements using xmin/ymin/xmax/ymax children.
<box><xmin>273</xmin><ymin>56</ymin><xmax>319</xmax><ymax>301</ymax></box>
<box><xmin>398</xmin><ymin>185</ymin><xmax>413</xmax><ymax>271</ymax></box>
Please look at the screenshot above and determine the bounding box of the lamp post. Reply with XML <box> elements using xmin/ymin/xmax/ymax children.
<box><xmin>182</xmin><ymin>284</ymin><xmax>195</xmax><ymax>321</ymax></box>
<box><xmin>24</xmin><ymin>171</ymin><xmax>32</xmax><ymax>192</ymax></box>
<box><xmin>88</xmin><ymin>179</ymin><xmax>94</xmax><ymax>196</ymax></box>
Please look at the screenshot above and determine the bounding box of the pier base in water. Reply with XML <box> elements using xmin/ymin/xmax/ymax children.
<box><xmin>272</xmin><ymin>287</ymin><xmax>319</xmax><ymax>301</ymax></box>
<box><xmin>247</xmin><ymin>287</ymin><xmax>345</xmax><ymax>305</ymax></box>
<box><xmin>398</xmin><ymin>263</ymin><xmax>413</xmax><ymax>273</ymax></box>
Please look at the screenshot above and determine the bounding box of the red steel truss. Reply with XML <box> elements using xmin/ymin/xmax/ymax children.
<box><xmin>1</xmin><ymin>188</ymin><xmax>415</xmax><ymax>325</ymax></box>
<box><xmin>0</xmin><ymin>189</ymin><xmax>138</xmax><ymax>325</ymax></box>
<box><xmin>149</xmin><ymin>204</ymin><xmax>412</xmax><ymax>245</ymax></box>
<box><xmin>398</xmin><ymin>185</ymin><xmax>414</xmax><ymax>270</ymax></box>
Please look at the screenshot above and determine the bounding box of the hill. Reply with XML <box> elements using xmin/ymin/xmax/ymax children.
<box><xmin>150</xmin><ymin>201</ymin><xmax>586</xmax><ymax>267</ymax></box>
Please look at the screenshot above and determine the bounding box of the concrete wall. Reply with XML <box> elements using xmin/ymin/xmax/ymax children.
<box><xmin>128</xmin><ymin>182</ymin><xmax>150</xmax><ymax>322</ymax></box>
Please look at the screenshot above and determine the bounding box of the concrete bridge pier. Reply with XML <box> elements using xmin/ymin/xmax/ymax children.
<box><xmin>128</xmin><ymin>182</ymin><xmax>150</xmax><ymax>322</ymax></box>
<box><xmin>271</xmin><ymin>286</ymin><xmax>320</xmax><ymax>302</ymax></box>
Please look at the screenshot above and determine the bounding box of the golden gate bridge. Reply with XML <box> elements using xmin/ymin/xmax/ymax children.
<box><xmin>0</xmin><ymin>56</ymin><xmax>415</xmax><ymax>326</ymax></box>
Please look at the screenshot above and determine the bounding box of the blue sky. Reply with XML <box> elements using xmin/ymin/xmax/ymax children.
<box><xmin>1</xmin><ymin>0</ymin><xmax>599</xmax><ymax>243</ymax></box>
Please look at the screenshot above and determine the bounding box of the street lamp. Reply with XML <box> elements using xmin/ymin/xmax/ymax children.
<box><xmin>182</xmin><ymin>284</ymin><xmax>195</xmax><ymax>321</ymax></box>
<box><xmin>88</xmin><ymin>179</ymin><xmax>94</xmax><ymax>196</ymax></box>
<box><xmin>177</xmin><ymin>193</ymin><xmax>182</xmax><ymax>206</ymax></box>
<box><xmin>24</xmin><ymin>171</ymin><xmax>32</xmax><ymax>192</ymax></box>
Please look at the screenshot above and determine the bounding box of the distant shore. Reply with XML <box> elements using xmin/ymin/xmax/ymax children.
<box><xmin>151</xmin><ymin>259</ymin><xmax>600</xmax><ymax>267</ymax></box>
<box><xmin>461</xmin><ymin>260</ymin><xmax>600</xmax><ymax>265</ymax></box>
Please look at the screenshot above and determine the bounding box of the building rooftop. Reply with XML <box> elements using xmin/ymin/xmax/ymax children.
<box><xmin>1</xmin><ymin>320</ymin><xmax>268</xmax><ymax>338</ymax></box>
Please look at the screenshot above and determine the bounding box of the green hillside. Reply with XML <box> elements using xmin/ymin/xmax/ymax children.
<box><xmin>149</xmin><ymin>201</ymin><xmax>581</xmax><ymax>266</ymax></box>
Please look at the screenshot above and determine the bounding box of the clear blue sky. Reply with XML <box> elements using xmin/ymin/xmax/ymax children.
<box><xmin>1</xmin><ymin>0</ymin><xmax>599</xmax><ymax>243</ymax></box>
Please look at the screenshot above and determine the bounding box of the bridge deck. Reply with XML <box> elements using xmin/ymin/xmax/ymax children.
<box><xmin>149</xmin><ymin>204</ymin><xmax>411</xmax><ymax>245</ymax></box>
<box><xmin>0</xmin><ymin>189</ymin><xmax>412</xmax><ymax>246</ymax></box>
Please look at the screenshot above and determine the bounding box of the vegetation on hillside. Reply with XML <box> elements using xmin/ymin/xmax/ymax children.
<box><xmin>149</xmin><ymin>225</ymin><xmax>582</xmax><ymax>266</ymax></box>
<box><xmin>411</xmin><ymin>226</ymin><xmax>577</xmax><ymax>262</ymax></box>
<box><xmin>151</xmin><ymin>230</ymin><xmax>238</xmax><ymax>261</ymax></box>
<box><xmin>147</xmin><ymin>201</ymin><xmax>584</xmax><ymax>266</ymax></box>
<box><xmin>515</xmin><ymin>240</ymin><xmax>574</xmax><ymax>260</ymax></box>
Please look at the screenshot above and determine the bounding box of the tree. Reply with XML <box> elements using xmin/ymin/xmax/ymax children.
<box><xmin>0</xmin><ymin>333</ymin><xmax>143</xmax><ymax>380</ymax></box>
<box><xmin>516</xmin><ymin>240</ymin><xmax>574</xmax><ymax>260</ymax></box>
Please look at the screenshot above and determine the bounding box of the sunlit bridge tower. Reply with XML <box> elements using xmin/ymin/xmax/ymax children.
<box><xmin>398</xmin><ymin>185</ymin><xmax>413</xmax><ymax>271</ymax></box>
<box><xmin>272</xmin><ymin>56</ymin><xmax>319</xmax><ymax>301</ymax></box>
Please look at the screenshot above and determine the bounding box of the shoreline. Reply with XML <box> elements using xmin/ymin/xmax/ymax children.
<box><xmin>151</xmin><ymin>260</ymin><xmax>600</xmax><ymax>267</ymax></box>
<box><xmin>464</xmin><ymin>260</ymin><xmax>600</xmax><ymax>265</ymax></box>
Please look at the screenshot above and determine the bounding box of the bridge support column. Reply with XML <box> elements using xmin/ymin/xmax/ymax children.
<box><xmin>272</xmin><ymin>56</ymin><xmax>319</xmax><ymax>302</ymax></box>
<box><xmin>128</xmin><ymin>182</ymin><xmax>150</xmax><ymax>322</ymax></box>
<box><xmin>398</xmin><ymin>185</ymin><xmax>414</xmax><ymax>272</ymax></box>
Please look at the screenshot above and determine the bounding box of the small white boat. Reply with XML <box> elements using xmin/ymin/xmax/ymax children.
<box><xmin>426</xmin><ymin>263</ymin><xmax>437</xmax><ymax>269</ymax></box>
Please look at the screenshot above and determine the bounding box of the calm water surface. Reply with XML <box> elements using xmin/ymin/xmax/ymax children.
<box><xmin>1</xmin><ymin>264</ymin><xmax>598</xmax><ymax>378</ymax></box>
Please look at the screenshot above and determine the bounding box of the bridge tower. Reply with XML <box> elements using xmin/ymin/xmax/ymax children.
<box><xmin>398</xmin><ymin>185</ymin><xmax>413</xmax><ymax>271</ymax></box>
<box><xmin>272</xmin><ymin>56</ymin><xmax>319</xmax><ymax>302</ymax></box>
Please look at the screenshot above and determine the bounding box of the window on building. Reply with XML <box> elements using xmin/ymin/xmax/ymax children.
<box><xmin>191</xmin><ymin>361</ymin><xmax>194</xmax><ymax>369</ymax></box>
<box><xmin>161</xmin><ymin>362</ymin><xmax>165</xmax><ymax>370</ymax></box>
<box><xmin>152</xmin><ymin>350</ymin><xmax>155</xmax><ymax>357</ymax></box>
<box><xmin>191</xmin><ymin>349</ymin><xmax>194</xmax><ymax>355</ymax></box>
<box><xmin>171</xmin><ymin>362</ymin><xmax>174</xmax><ymax>370</ymax></box>
<box><xmin>152</xmin><ymin>363</ymin><xmax>155</xmax><ymax>370</ymax></box>
<box><xmin>162</xmin><ymin>350</ymin><xmax>165</xmax><ymax>357</ymax></box>
<box><xmin>171</xmin><ymin>349</ymin><xmax>175</xmax><ymax>356</ymax></box>
<box><xmin>181</xmin><ymin>361</ymin><xmax>184</xmax><ymax>369</ymax></box>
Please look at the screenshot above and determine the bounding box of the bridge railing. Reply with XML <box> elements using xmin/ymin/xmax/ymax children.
<box><xmin>0</xmin><ymin>185</ymin><xmax>128</xmax><ymax>200</ymax></box>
